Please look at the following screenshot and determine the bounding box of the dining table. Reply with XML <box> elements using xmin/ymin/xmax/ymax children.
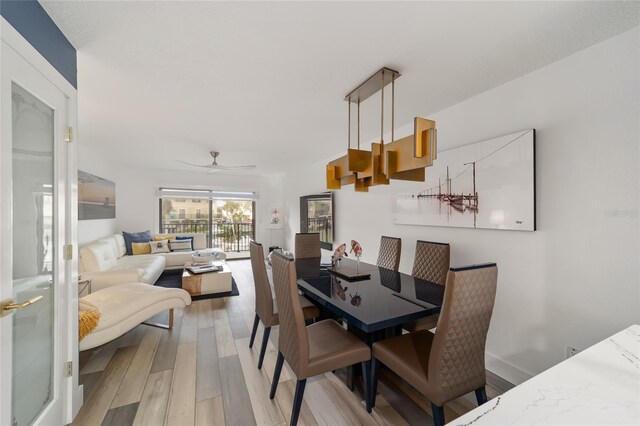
<box><xmin>295</xmin><ymin>256</ymin><xmax>445</xmax><ymax>389</ymax></box>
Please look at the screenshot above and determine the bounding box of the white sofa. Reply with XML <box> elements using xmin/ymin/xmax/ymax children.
<box><xmin>79</xmin><ymin>233</ymin><xmax>226</xmax><ymax>292</ymax></box>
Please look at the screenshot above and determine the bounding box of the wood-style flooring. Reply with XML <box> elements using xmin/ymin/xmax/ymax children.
<box><xmin>74</xmin><ymin>260</ymin><xmax>508</xmax><ymax>426</ymax></box>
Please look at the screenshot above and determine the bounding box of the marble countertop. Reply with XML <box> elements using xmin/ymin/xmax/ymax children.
<box><xmin>450</xmin><ymin>324</ymin><xmax>640</xmax><ymax>425</ymax></box>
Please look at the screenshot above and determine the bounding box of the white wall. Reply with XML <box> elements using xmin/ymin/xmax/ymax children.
<box><xmin>115</xmin><ymin>167</ymin><xmax>283</xmax><ymax>248</ymax></box>
<box><xmin>282</xmin><ymin>28</ymin><xmax>640</xmax><ymax>384</ymax></box>
<box><xmin>77</xmin><ymin>144</ymin><xmax>118</xmax><ymax>245</ymax></box>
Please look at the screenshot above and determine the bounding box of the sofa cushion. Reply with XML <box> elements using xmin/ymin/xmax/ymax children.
<box><xmin>80</xmin><ymin>241</ymin><xmax>118</xmax><ymax>272</ymax></box>
<box><xmin>114</xmin><ymin>234</ymin><xmax>127</xmax><ymax>257</ymax></box>
<box><xmin>122</xmin><ymin>230</ymin><xmax>153</xmax><ymax>255</ymax></box>
<box><xmin>97</xmin><ymin>237</ymin><xmax>119</xmax><ymax>259</ymax></box>
<box><xmin>113</xmin><ymin>254</ymin><xmax>165</xmax><ymax>284</ymax></box>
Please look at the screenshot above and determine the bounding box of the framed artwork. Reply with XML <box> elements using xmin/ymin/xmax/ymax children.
<box><xmin>78</xmin><ymin>170</ymin><xmax>116</xmax><ymax>220</ymax></box>
<box><xmin>394</xmin><ymin>129</ymin><xmax>535</xmax><ymax>231</ymax></box>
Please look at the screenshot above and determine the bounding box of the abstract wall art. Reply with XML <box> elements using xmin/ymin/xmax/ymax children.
<box><xmin>394</xmin><ymin>129</ymin><xmax>535</xmax><ymax>231</ymax></box>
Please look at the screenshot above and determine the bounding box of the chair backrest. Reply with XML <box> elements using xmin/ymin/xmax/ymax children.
<box><xmin>249</xmin><ymin>241</ymin><xmax>275</xmax><ymax>322</ymax></box>
<box><xmin>428</xmin><ymin>263</ymin><xmax>498</xmax><ymax>404</ymax></box>
<box><xmin>412</xmin><ymin>240</ymin><xmax>450</xmax><ymax>285</ymax></box>
<box><xmin>271</xmin><ymin>251</ymin><xmax>310</xmax><ymax>377</ymax></box>
<box><xmin>295</xmin><ymin>233</ymin><xmax>321</xmax><ymax>259</ymax></box>
<box><xmin>376</xmin><ymin>236</ymin><xmax>402</xmax><ymax>271</ymax></box>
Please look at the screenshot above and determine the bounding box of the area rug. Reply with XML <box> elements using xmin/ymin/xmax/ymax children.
<box><xmin>154</xmin><ymin>269</ymin><xmax>240</xmax><ymax>301</ymax></box>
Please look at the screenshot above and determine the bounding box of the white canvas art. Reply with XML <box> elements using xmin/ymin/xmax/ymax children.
<box><xmin>394</xmin><ymin>129</ymin><xmax>535</xmax><ymax>231</ymax></box>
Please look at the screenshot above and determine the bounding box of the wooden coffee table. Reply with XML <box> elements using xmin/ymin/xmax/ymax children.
<box><xmin>182</xmin><ymin>261</ymin><xmax>232</xmax><ymax>296</ymax></box>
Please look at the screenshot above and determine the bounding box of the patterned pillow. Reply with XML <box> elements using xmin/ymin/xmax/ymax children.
<box><xmin>149</xmin><ymin>239</ymin><xmax>170</xmax><ymax>254</ymax></box>
<box><xmin>170</xmin><ymin>239</ymin><xmax>192</xmax><ymax>252</ymax></box>
<box><xmin>131</xmin><ymin>242</ymin><xmax>151</xmax><ymax>255</ymax></box>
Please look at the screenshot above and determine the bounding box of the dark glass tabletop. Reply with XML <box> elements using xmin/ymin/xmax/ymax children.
<box><xmin>296</xmin><ymin>257</ymin><xmax>444</xmax><ymax>333</ymax></box>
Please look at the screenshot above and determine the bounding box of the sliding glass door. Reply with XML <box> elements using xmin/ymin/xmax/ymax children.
<box><xmin>159</xmin><ymin>192</ymin><xmax>255</xmax><ymax>252</ymax></box>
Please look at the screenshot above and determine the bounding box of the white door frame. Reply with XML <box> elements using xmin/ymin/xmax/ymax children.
<box><xmin>0</xmin><ymin>17</ymin><xmax>80</xmax><ymax>424</ymax></box>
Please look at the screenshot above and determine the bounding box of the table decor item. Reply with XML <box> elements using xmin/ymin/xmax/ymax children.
<box><xmin>191</xmin><ymin>251</ymin><xmax>213</xmax><ymax>265</ymax></box>
<box><xmin>350</xmin><ymin>240</ymin><xmax>362</xmax><ymax>273</ymax></box>
<box><xmin>332</xmin><ymin>243</ymin><xmax>348</xmax><ymax>269</ymax></box>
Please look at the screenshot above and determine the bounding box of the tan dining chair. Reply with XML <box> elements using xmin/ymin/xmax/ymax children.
<box><xmin>376</xmin><ymin>236</ymin><xmax>402</xmax><ymax>271</ymax></box>
<box><xmin>249</xmin><ymin>241</ymin><xmax>320</xmax><ymax>369</ymax></box>
<box><xmin>370</xmin><ymin>263</ymin><xmax>498</xmax><ymax>426</ymax></box>
<box><xmin>404</xmin><ymin>240</ymin><xmax>450</xmax><ymax>332</ymax></box>
<box><xmin>269</xmin><ymin>251</ymin><xmax>373</xmax><ymax>425</ymax></box>
<box><xmin>294</xmin><ymin>232</ymin><xmax>321</xmax><ymax>259</ymax></box>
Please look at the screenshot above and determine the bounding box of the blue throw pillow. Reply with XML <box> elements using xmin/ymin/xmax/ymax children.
<box><xmin>175</xmin><ymin>235</ymin><xmax>194</xmax><ymax>248</ymax></box>
<box><xmin>122</xmin><ymin>230</ymin><xmax>153</xmax><ymax>255</ymax></box>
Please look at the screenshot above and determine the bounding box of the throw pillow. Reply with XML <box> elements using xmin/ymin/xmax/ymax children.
<box><xmin>175</xmin><ymin>235</ymin><xmax>194</xmax><ymax>244</ymax></box>
<box><xmin>153</xmin><ymin>234</ymin><xmax>176</xmax><ymax>241</ymax></box>
<box><xmin>150</xmin><ymin>239</ymin><xmax>170</xmax><ymax>254</ymax></box>
<box><xmin>131</xmin><ymin>242</ymin><xmax>151</xmax><ymax>255</ymax></box>
<box><xmin>122</xmin><ymin>230</ymin><xmax>153</xmax><ymax>255</ymax></box>
<box><xmin>169</xmin><ymin>239</ymin><xmax>192</xmax><ymax>252</ymax></box>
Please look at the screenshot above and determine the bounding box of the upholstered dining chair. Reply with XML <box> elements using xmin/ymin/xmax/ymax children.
<box><xmin>404</xmin><ymin>240</ymin><xmax>450</xmax><ymax>332</ymax></box>
<box><xmin>269</xmin><ymin>251</ymin><xmax>373</xmax><ymax>425</ymax></box>
<box><xmin>248</xmin><ymin>241</ymin><xmax>320</xmax><ymax>369</ymax></box>
<box><xmin>294</xmin><ymin>232</ymin><xmax>321</xmax><ymax>259</ymax></box>
<box><xmin>370</xmin><ymin>263</ymin><xmax>498</xmax><ymax>426</ymax></box>
<box><xmin>376</xmin><ymin>236</ymin><xmax>402</xmax><ymax>271</ymax></box>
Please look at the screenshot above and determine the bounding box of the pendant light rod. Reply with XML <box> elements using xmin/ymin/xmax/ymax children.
<box><xmin>348</xmin><ymin>99</ymin><xmax>351</xmax><ymax>150</ymax></box>
<box><xmin>381</xmin><ymin>69</ymin><xmax>384</xmax><ymax>144</ymax></box>
<box><xmin>357</xmin><ymin>100</ymin><xmax>361</xmax><ymax>149</ymax></box>
<box><xmin>392</xmin><ymin>74</ymin><xmax>395</xmax><ymax>143</ymax></box>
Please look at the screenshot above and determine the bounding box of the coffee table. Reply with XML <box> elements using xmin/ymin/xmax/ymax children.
<box><xmin>182</xmin><ymin>261</ymin><xmax>232</xmax><ymax>296</ymax></box>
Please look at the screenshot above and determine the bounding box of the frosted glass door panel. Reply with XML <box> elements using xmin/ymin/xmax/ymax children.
<box><xmin>11</xmin><ymin>82</ymin><xmax>55</xmax><ymax>426</ymax></box>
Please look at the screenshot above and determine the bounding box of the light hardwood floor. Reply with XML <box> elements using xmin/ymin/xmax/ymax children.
<box><xmin>74</xmin><ymin>260</ymin><xmax>508</xmax><ymax>426</ymax></box>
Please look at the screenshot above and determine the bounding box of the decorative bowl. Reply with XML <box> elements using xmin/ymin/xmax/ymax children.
<box><xmin>191</xmin><ymin>253</ymin><xmax>213</xmax><ymax>265</ymax></box>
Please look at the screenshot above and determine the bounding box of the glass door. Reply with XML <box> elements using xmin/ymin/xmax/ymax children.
<box><xmin>1</xmin><ymin>40</ymin><xmax>68</xmax><ymax>426</ymax></box>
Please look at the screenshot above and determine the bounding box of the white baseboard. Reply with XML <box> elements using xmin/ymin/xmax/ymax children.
<box><xmin>486</xmin><ymin>352</ymin><xmax>533</xmax><ymax>386</ymax></box>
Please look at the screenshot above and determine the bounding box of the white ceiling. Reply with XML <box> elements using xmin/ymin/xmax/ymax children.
<box><xmin>41</xmin><ymin>1</ymin><xmax>640</xmax><ymax>176</ymax></box>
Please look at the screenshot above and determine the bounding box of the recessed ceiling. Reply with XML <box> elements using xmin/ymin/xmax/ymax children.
<box><xmin>41</xmin><ymin>1</ymin><xmax>640</xmax><ymax>175</ymax></box>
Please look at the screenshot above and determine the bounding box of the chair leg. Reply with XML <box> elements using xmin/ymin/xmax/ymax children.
<box><xmin>257</xmin><ymin>326</ymin><xmax>271</xmax><ymax>369</ymax></box>
<box><xmin>249</xmin><ymin>314</ymin><xmax>259</xmax><ymax>348</ymax></box>
<box><xmin>290</xmin><ymin>379</ymin><xmax>307</xmax><ymax>426</ymax></box>
<box><xmin>370</xmin><ymin>358</ymin><xmax>380</xmax><ymax>409</ymax></box>
<box><xmin>431</xmin><ymin>403</ymin><xmax>445</xmax><ymax>426</ymax></box>
<box><xmin>270</xmin><ymin>352</ymin><xmax>285</xmax><ymax>399</ymax></box>
<box><xmin>361</xmin><ymin>360</ymin><xmax>372</xmax><ymax>413</ymax></box>
<box><xmin>475</xmin><ymin>386</ymin><xmax>488</xmax><ymax>405</ymax></box>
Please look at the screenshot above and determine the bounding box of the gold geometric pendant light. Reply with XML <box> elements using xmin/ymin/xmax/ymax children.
<box><xmin>327</xmin><ymin>67</ymin><xmax>438</xmax><ymax>192</ymax></box>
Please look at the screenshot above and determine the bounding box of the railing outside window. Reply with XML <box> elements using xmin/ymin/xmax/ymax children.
<box><xmin>307</xmin><ymin>217</ymin><xmax>332</xmax><ymax>246</ymax></box>
<box><xmin>160</xmin><ymin>221</ymin><xmax>254</xmax><ymax>252</ymax></box>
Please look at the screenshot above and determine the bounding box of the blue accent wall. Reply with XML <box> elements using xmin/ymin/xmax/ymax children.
<box><xmin>1</xmin><ymin>0</ymin><xmax>77</xmax><ymax>88</ymax></box>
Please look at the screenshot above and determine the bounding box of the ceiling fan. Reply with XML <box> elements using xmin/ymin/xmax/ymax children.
<box><xmin>177</xmin><ymin>151</ymin><xmax>256</xmax><ymax>172</ymax></box>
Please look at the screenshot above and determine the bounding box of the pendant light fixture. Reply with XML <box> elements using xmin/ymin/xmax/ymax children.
<box><xmin>327</xmin><ymin>67</ymin><xmax>438</xmax><ymax>192</ymax></box>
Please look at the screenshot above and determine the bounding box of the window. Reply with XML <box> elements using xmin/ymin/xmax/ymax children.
<box><xmin>158</xmin><ymin>188</ymin><xmax>257</xmax><ymax>252</ymax></box>
<box><xmin>300</xmin><ymin>192</ymin><xmax>334</xmax><ymax>250</ymax></box>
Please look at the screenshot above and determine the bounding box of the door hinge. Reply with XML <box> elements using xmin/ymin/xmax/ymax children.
<box><xmin>63</xmin><ymin>244</ymin><xmax>73</xmax><ymax>260</ymax></box>
<box><xmin>65</xmin><ymin>127</ymin><xmax>73</xmax><ymax>143</ymax></box>
<box><xmin>66</xmin><ymin>361</ymin><xmax>73</xmax><ymax>377</ymax></box>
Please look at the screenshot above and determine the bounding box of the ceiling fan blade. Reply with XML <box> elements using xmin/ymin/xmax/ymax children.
<box><xmin>214</xmin><ymin>164</ymin><xmax>256</xmax><ymax>170</ymax></box>
<box><xmin>176</xmin><ymin>160</ymin><xmax>213</xmax><ymax>168</ymax></box>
